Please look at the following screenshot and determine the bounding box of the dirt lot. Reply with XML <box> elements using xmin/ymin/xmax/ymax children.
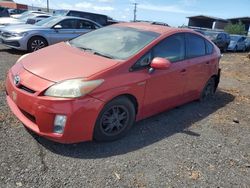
<box><xmin>0</xmin><ymin>45</ymin><xmax>250</xmax><ymax>188</ymax></box>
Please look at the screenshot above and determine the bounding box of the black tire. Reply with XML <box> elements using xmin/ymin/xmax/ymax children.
<box><xmin>242</xmin><ymin>45</ymin><xmax>246</xmax><ymax>52</ymax></box>
<box><xmin>200</xmin><ymin>77</ymin><xmax>216</xmax><ymax>102</ymax></box>
<box><xmin>223</xmin><ymin>45</ymin><xmax>228</xmax><ymax>53</ymax></box>
<box><xmin>27</xmin><ymin>36</ymin><xmax>48</xmax><ymax>52</ymax></box>
<box><xmin>94</xmin><ymin>97</ymin><xmax>135</xmax><ymax>141</ymax></box>
<box><xmin>233</xmin><ymin>45</ymin><xmax>238</xmax><ymax>52</ymax></box>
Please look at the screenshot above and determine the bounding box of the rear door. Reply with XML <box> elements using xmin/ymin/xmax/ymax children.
<box><xmin>74</xmin><ymin>19</ymin><xmax>99</xmax><ymax>36</ymax></box>
<box><xmin>183</xmin><ymin>33</ymin><xmax>214</xmax><ymax>99</ymax></box>
<box><xmin>49</xmin><ymin>19</ymin><xmax>79</xmax><ymax>44</ymax></box>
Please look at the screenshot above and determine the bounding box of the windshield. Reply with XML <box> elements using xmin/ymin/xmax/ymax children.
<box><xmin>230</xmin><ymin>35</ymin><xmax>240</xmax><ymax>41</ymax></box>
<box><xmin>35</xmin><ymin>16</ymin><xmax>61</xmax><ymax>27</ymax></box>
<box><xmin>204</xmin><ymin>32</ymin><xmax>218</xmax><ymax>40</ymax></box>
<box><xmin>18</xmin><ymin>11</ymin><xmax>30</xmax><ymax>17</ymax></box>
<box><xmin>19</xmin><ymin>13</ymin><xmax>35</xmax><ymax>21</ymax></box>
<box><xmin>53</xmin><ymin>10</ymin><xmax>68</xmax><ymax>16</ymax></box>
<box><xmin>69</xmin><ymin>26</ymin><xmax>160</xmax><ymax>60</ymax></box>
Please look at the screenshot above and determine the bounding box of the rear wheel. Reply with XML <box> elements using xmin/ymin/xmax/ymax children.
<box><xmin>200</xmin><ymin>77</ymin><xmax>216</xmax><ymax>102</ymax></box>
<box><xmin>94</xmin><ymin>97</ymin><xmax>135</xmax><ymax>141</ymax></box>
<box><xmin>233</xmin><ymin>45</ymin><xmax>238</xmax><ymax>52</ymax></box>
<box><xmin>27</xmin><ymin>37</ymin><xmax>48</xmax><ymax>52</ymax></box>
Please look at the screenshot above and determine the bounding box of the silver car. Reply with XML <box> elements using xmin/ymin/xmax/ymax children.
<box><xmin>0</xmin><ymin>11</ymin><xmax>49</xmax><ymax>28</ymax></box>
<box><xmin>227</xmin><ymin>35</ymin><xmax>247</xmax><ymax>52</ymax></box>
<box><xmin>0</xmin><ymin>16</ymin><xmax>101</xmax><ymax>52</ymax></box>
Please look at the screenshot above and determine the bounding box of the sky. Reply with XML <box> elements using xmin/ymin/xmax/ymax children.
<box><xmin>14</xmin><ymin>0</ymin><xmax>250</xmax><ymax>26</ymax></box>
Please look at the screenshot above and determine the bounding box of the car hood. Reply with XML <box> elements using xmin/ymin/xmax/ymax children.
<box><xmin>0</xmin><ymin>17</ymin><xmax>24</xmax><ymax>25</ymax></box>
<box><xmin>20</xmin><ymin>42</ymin><xmax>119</xmax><ymax>82</ymax></box>
<box><xmin>1</xmin><ymin>24</ymin><xmax>45</xmax><ymax>33</ymax></box>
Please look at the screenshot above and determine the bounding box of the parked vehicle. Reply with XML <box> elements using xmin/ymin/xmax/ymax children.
<box><xmin>203</xmin><ymin>31</ymin><xmax>230</xmax><ymax>52</ymax></box>
<box><xmin>194</xmin><ymin>29</ymin><xmax>205</xmax><ymax>35</ymax></box>
<box><xmin>0</xmin><ymin>16</ymin><xmax>101</xmax><ymax>52</ymax></box>
<box><xmin>26</xmin><ymin>15</ymin><xmax>51</xmax><ymax>24</ymax></box>
<box><xmin>0</xmin><ymin>7</ymin><xmax>10</xmax><ymax>17</ymax></box>
<box><xmin>8</xmin><ymin>9</ymin><xmax>27</xmax><ymax>15</ymax></box>
<box><xmin>244</xmin><ymin>37</ymin><xmax>250</xmax><ymax>51</ymax></box>
<box><xmin>5</xmin><ymin>22</ymin><xmax>221</xmax><ymax>143</ymax></box>
<box><xmin>11</xmin><ymin>10</ymin><xmax>47</xmax><ymax>19</ymax></box>
<box><xmin>228</xmin><ymin>35</ymin><xmax>247</xmax><ymax>52</ymax></box>
<box><xmin>0</xmin><ymin>11</ymin><xmax>48</xmax><ymax>28</ymax></box>
<box><xmin>53</xmin><ymin>10</ymin><xmax>114</xmax><ymax>26</ymax></box>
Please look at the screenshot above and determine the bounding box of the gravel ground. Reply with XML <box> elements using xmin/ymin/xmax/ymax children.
<box><xmin>0</xmin><ymin>46</ymin><xmax>250</xmax><ymax>188</ymax></box>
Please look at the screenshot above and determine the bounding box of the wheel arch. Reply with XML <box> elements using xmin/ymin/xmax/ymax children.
<box><xmin>107</xmin><ymin>94</ymin><xmax>139</xmax><ymax>115</ymax></box>
<box><xmin>27</xmin><ymin>35</ymin><xmax>49</xmax><ymax>49</ymax></box>
<box><xmin>211</xmin><ymin>72</ymin><xmax>220</xmax><ymax>91</ymax></box>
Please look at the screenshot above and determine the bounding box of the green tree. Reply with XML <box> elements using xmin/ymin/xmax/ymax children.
<box><xmin>224</xmin><ymin>22</ymin><xmax>246</xmax><ymax>35</ymax></box>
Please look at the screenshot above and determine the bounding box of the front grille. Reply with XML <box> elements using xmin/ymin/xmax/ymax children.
<box><xmin>19</xmin><ymin>85</ymin><xmax>36</xmax><ymax>94</ymax></box>
<box><xmin>20</xmin><ymin>109</ymin><xmax>36</xmax><ymax>124</ymax></box>
<box><xmin>2</xmin><ymin>40</ymin><xmax>20</xmax><ymax>47</ymax></box>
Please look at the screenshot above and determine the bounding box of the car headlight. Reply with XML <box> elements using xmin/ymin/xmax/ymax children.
<box><xmin>11</xmin><ymin>32</ymin><xmax>28</xmax><ymax>37</ymax></box>
<box><xmin>44</xmin><ymin>79</ymin><xmax>104</xmax><ymax>98</ymax></box>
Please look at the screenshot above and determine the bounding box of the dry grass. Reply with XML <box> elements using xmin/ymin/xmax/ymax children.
<box><xmin>222</xmin><ymin>71</ymin><xmax>250</xmax><ymax>81</ymax></box>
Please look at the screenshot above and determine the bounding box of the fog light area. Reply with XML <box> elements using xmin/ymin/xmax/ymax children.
<box><xmin>53</xmin><ymin>115</ymin><xmax>67</xmax><ymax>134</ymax></box>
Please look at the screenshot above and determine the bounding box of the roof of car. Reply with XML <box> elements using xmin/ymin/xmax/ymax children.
<box><xmin>115</xmin><ymin>22</ymin><xmax>191</xmax><ymax>35</ymax></box>
<box><xmin>54</xmin><ymin>16</ymin><xmax>101</xmax><ymax>26</ymax></box>
<box><xmin>230</xmin><ymin>34</ymin><xmax>244</xmax><ymax>37</ymax></box>
<box><xmin>50</xmin><ymin>16</ymin><xmax>97</xmax><ymax>22</ymax></box>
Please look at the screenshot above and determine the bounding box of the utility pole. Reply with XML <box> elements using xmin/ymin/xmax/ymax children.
<box><xmin>47</xmin><ymin>0</ymin><xmax>49</xmax><ymax>12</ymax></box>
<box><xmin>133</xmin><ymin>3</ymin><xmax>138</xmax><ymax>22</ymax></box>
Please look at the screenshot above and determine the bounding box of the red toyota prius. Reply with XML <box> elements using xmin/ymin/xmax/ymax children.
<box><xmin>6</xmin><ymin>22</ymin><xmax>221</xmax><ymax>143</ymax></box>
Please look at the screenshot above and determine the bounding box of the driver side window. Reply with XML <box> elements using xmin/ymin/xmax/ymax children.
<box><xmin>57</xmin><ymin>19</ymin><xmax>77</xmax><ymax>29</ymax></box>
<box><xmin>153</xmin><ymin>33</ymin><xmax>185</xmax><ymax>62</ymax></box>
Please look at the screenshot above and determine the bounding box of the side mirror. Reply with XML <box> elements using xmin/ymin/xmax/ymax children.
<box><xmin>54</xmin><ymin>25</ymin><xmax>62</xmax><ymax>29</ymax></box>
<box><xmin>150</xmin><ymin>57</ymin><xmax>171</xmax><ymax>70</ymax></box>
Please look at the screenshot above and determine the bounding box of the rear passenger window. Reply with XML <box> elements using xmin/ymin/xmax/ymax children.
<box><xmin>77</xmin><ymin>20</ymin><xmax>97</xmax><ymax>29</ymax></box>
<box><xmin>205</xmin><ymin>40</ymin><xmax>213</xmax><ymax>54</ymax></box>
<box><xmin>186</xmin><ymin>33</ymin><xmax>206</xmax><ymax>58</ymax></box>
<box><xmin>153</xmin><ymin>34</ymin><xmax>185</xmax><ymax>62</ymax></box>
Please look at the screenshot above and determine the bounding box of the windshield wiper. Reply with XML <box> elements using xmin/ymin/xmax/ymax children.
<box><xmin>71</xmin><ymin>45</ymin><xmax>114</xmax><ymax>59</ymax></box>
<box><xmin>78</xmin><ymin>46</ymin><xmax>94</xmax><ymax>51</ymax></box>
<box><xmin>92</xmin><ymin>51</ymin><xmax>114</xmax><ymax>59</ymax></box>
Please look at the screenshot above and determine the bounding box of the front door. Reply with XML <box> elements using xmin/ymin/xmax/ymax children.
<box><xmin>142</xmin><ymin>33</ymin><xmax>188</xmax><ymax>117</ymax></box>
<box><xmin>49</xmin><ymin>19</ymin><xmax>79</xmax><ymax>44</ymax></box>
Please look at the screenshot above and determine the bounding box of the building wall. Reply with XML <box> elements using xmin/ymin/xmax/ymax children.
<box><xmin>188</xmin><ymin>18</ymin><xmax>213</xmax><ymax>29</ymax></box>
<box><xmin>0</xmin><ymin>2</ymin><xmax>27</xmax><ymax>9</ymax></box>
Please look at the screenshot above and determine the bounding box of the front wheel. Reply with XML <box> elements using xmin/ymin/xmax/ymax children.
<box><xmin>94</xmin><ymin>97</ymin><xmax>135</xmax><ymax>141</ymax></box>
<box><xmin>200</xmin><ymin>77</ymin><xmax>216</xmax><ymax>102</ymax></box>
<box><xmin>242</xmin><ymin>46</ymin><xmax>246</xmax><ymax>52</ymax></box>
<box><xmin>27</xmin><ymin>37</ymin><xmax>48</xmax><ymax>52</ymax></box>
<box><xmin>222</xmin><ymin>45</ymin><xmax>228</xmax><ymax>53</ymax></box>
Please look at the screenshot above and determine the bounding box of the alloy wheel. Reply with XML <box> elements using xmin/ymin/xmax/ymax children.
<box><xmin>31</xmin><ymin>39</ymin><xmax>46</xmax><ymax>51</ymax></box>
<box><xmin>100</xmin><ymin>105</ymin><xmax>129</xmax><ymax>136</ymax></box>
